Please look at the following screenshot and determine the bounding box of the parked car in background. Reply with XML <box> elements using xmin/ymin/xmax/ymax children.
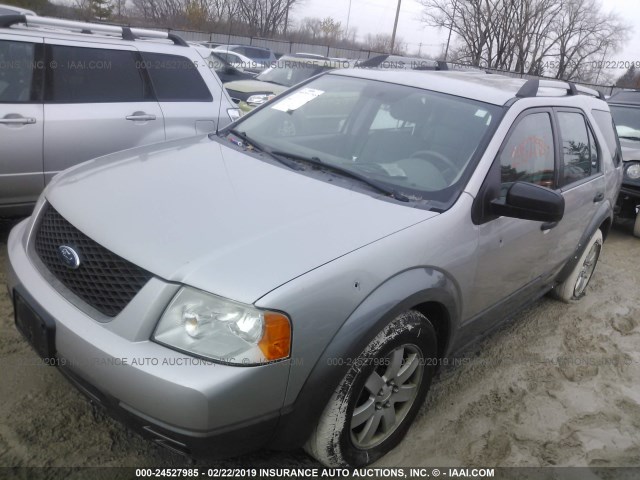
<box><xmin>224</xmin><ymin>54</ymin><xmax>347</xmax><ymax>111</ymax></box>
<box><xmin>204</xmin><ymin>51</ymin><xmax>257</xmax><ymax>83</ymax></box>
<box><xmin>210</xmin><ymin>49</ymin><xmax>264</xmax><ymax>74</ymax></box>
<box><xmin>607</xmin><ymin>90</ymin><xmax>640</xmax><ymax>237</ymax></box>
<box><xmin>199</xmin><ymin>41</ymin><xmax>220</xmax><ymax>49</ymax></box>
<box><xmin>7</xmin><ymin>70</ymin><xmax>620</xmax><ymax>468</ymax></box>
<box><xmin>0</xmin><ymin>14</ymin><xmax>240</xmax><ymax>217</ymax></box>
<box><xmin>213</xmin><ymin>44</ymin><xmax>276</xmax><ymax>70</ymax></box>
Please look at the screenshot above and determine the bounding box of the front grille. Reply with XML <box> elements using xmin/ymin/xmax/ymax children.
<box><xmin>34</xmin><ymin>205</ymin><xmax>152</xmax><ymax>317</ymax></box>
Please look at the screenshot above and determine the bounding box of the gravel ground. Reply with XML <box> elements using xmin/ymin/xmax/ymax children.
<box><xmin>1</xmin><ymin>218</ymin><xmax>639</xmax><ymax>473</ymax></box>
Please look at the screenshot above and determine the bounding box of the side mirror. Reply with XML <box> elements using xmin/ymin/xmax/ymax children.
<box><xmin>490</xmin><ymin>181</ymin><xmax>564</xmax><ymax>223</ymax></box>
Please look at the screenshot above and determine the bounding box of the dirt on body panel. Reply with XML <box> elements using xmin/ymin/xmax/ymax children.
<box><xmin>1</xmin><ymin>220</ymin><xmax>639</xmax><ymax>470</ymax></box>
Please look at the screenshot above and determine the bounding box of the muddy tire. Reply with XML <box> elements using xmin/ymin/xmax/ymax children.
<box><xmin>304</xmin><ymin>311</ymin><xmax>437</xmax><ymax>467</ymax></box>
<box><xmin>552</xmin><ymin>229</ymin><xmax>603</xmax><ymax>302</ymax></box>
<box><xmin>634</xmin><ymin>212</ymin><xmax>640</xmax><ymax>238</ymax></box>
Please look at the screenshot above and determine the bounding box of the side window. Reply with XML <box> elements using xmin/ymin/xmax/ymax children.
<box><xmin>592</xmin><ymin>109</ymin><xmax>622</xmax><ymax>166</ymax></box>
<box><xmin>0</xmin><ymin>40</ymin><xmax>38</xmax><ymax>103</ymax></box>
<box><xmin>46</xmin><ymin>45</ymin><xmax>148</xmax><ymax>103</ymax></box>
<box><xmin>142</xmin><ymin>52</ymin><xmax>212</xmax><ymax>102</ymax></box>
<box><xmin>557</xmin><ymin>111</ymin><xmax>593</xmax><ymax>186</ymax></box>
<box><xmin>500</xmin><ymin>112</ymin><xmax>555</xmax><ymax>191</ymax></box>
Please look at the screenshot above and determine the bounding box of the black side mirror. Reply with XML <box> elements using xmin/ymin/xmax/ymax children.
<box><xmin>490</xmin><ymin>182</ymin><xmax>564</xmax><ymax>223</ymax></box>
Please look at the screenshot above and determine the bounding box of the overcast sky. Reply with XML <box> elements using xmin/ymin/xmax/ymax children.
<box><xmin>290</xmin><ymin>0</ymin><xmax>640</xmax><ymax>80</ymax></box>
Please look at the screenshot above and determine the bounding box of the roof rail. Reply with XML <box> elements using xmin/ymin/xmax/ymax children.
<box><xmin>516</xmin><ymin>78</ymin><xmax>605</xmax><ymax>100</ymax></box>
<box><xmin>0</xmin><ymin>14</ymin><xmax>188</xmax><ymax>46</ymax></box>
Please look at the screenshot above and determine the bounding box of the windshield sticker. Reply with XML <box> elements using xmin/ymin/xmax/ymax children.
<box><xmin>475</xmin><ymin>109</ymin><xmax>488</xmax><ymax>118</ymax></box>
<box><xmin>272</xmin><ymin>88</ymin><xmax>325</xmax><ymax>112</ymax></box>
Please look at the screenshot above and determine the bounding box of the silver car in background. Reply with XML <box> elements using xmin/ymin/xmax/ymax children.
<box><xmin>0</xmin><ymin>14</ymin><xmax>239</xmax><ymax>217</ymax></box>
<box><xmin>6</xmin><ymin>70</ymin><xmax>621</xmax><ymax>466</ymax></box>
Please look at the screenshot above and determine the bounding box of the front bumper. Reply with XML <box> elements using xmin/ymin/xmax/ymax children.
<box><xmin>616</xmin><ymin>181</ymin><xmax>640</xmax><ymax>219</ymax></box>
<box><xmin>6</xmin><ymin>218</ymin><xmax>289</xmax><ymax>457</ymax></box>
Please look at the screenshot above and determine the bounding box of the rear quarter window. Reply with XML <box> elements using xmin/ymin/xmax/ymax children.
<box><xmin>592</xmin><ymin>109</ymin><xmax>622</xmax><ymax>166</ymax></box>
<box><xmin>142</xmin><ymin>52</ymin><xmax>212</xmax><ymax>102</ymax></box>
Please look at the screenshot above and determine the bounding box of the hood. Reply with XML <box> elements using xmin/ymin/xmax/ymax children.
<box><xmin>45</xmin><ymin>136</ymin><xmax>435</xmax><ymax>304</ymax></box>
<box><xmin>224</xmin><ymin>79</ymin><xmax>287</xmax><ymax>95</ymax></box>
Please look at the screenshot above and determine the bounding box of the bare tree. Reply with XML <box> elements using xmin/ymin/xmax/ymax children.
<box><xmin>320</xmin><ymin>17</ymin><xmax>343</xmax><ymax>44</ymax></box>
<box><xmin>420</xmin><ymin>0</ymin><xmax>630</xmax><ymax>82</ymax></box>
<box><xmin>236</xmin><ymin>0</ymin><xmax>299</xmax><ymax>37</ymax></box>
<box><xmin>365</xmin><ymin>33</ymin><xmax>407</xmax><ymax>55</ymax></box>
<box><xmin>551</xmin><ymin>0</ymin><xmax>629</xmax><ymax>81</ymax></box>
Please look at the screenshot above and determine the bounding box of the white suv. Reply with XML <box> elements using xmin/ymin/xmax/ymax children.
<box><xmin>0</xmin><ymin>14</ymin><xmax>240</xmax><ymax>217</ymax></box>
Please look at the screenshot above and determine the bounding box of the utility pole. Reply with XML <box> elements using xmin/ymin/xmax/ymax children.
<box><xmin>284</xmin><ymin>0</ymin><xmax>290</xmax><ymax>35</ymax></box>
<box><xmin>346</xmin><ymin>0</ymin><xmax>353</xmax><ymax>33</ymax></box>
<box><xmin>444</xmin><ymin>0</ymin><xmax>458</xmax><ymax>61</ymax></box>
<box><xmin>390</xmin><ymin>0</ymin><xmax>402</xmax><ymax>54</ymax></box>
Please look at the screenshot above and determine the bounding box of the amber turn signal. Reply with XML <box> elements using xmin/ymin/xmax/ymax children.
<box><xmin>258</xmin><ymin>312</ymin><xmax>292</xmax><ymax>361</ymax></box>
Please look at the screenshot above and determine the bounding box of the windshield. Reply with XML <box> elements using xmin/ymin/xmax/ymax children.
<box><xmin>610</xmin><ymin>105</ymin><xmax>640</xmax><ymax>140</ymax></box>
<box><xmin>256</xmin><ymin>61</ymin><xmax>329</xmax><ymax>87</ymax></box>
<box><xmin>230</xmin><ymin>74</ymin><xmax>501</xmax><ymax>206</ymax></box>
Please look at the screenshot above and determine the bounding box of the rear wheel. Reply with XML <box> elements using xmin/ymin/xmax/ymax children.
<box><xmin>552</xmin><ymin>229</ymin><xmax>603</xmax><ymax>302</ymax></box>
<box><xmin>634</xmin><ymin>212</ymin><xmax>640</xmax><ymax>238</ymax></box>
<box><xmin>305</xmin><ymin>310</ymin><xmax>437</xmax><ymax>467</ymax></box>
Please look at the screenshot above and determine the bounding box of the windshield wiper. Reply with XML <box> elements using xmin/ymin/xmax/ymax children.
<box><xmin>270</xmin><ymin>151</ymin><xmax>410</xmax><ymax>202</ymax></box>
<box><xmin>224</xmin><ymin>129</ymin><xmax>302</xmax><ymax>171</ymax></box>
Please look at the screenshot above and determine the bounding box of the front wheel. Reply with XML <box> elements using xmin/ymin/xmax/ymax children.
<box><xmin>304</xmin><ymin>311</ymin><xmax>437</xmax><ymax>467</ymax></box>
<box><xmin>634</xmin><ymin>211</ymin><xmax>640</xmax><ymax>238</ymax></box>
<box><xmin>552</xmin><ymin>229</ymin><xmax>603</xmax><ymax>302</ymax></box>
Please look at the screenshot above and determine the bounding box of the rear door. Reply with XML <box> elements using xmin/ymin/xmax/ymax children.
<box><xmin>548</xmin><ymin>108</ymin><xmax>606</xmax><ymax>264</ymax></box>
<box><xmin>139</xmin><ymin>50</ymin><xmax>219</xmax><ymax>138</ymax></box>
<box><xmin>0</xmin><ymin>35</ymin><xmax>44</xmax><ymax>210</ymax></box>
<box><xmin>43</xmin><ymin>40</ymin><xmax>164</xmax><ymax>182</ymax></box>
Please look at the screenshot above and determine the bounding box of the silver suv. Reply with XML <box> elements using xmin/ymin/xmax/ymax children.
<box><xmin>0</xmin><ymin>14</ymin><xmax>240</xmax><ymax>217</ymax></box>
<box><xmin>6</xmin><ymin>70</ymin><xmax>622</xmax><ymax>466</ymax></box>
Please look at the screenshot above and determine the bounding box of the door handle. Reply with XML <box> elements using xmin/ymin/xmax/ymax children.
<box><xmin>593</xmin><ymin>192</ymin><xmax>604</xmax><ymax>203</ymax></box>
<box><xmin>541</xmin><ymin>221</ymin><xmax>558</xmax><ymax>231</ymax></box>
<box><xmin>126</xmin><ymin>113</ymin><xmax>156</xmax><ymax>121</ymax></box>
<box><xmin>0</xmin><ymin>117</ymin><xmax>36</xmax><ymax>125</ymax></box>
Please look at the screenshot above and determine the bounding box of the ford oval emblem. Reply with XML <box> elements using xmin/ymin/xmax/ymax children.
<box><xmin>58</xmin><ymin>245</ymin><xmax>81</xmax><ymax>270</ymax></box>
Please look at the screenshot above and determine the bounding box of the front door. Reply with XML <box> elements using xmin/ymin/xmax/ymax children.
<box><xmin>470</xmin><ymin>109</ymin><xmax>563</xmax><ymax>318</ymax></box>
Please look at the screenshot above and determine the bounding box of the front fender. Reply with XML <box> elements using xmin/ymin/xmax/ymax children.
<box><xmin>271</xmin><ymin>267</ymin><xmax>460</xmax><ymax>450</ymax></box>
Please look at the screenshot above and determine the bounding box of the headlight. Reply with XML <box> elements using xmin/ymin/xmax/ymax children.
<box><xmin>626</xmin><ymin>162</ymin><xmax>640</xmax><ymax>180</ymax></box>
<box><xmin>227</xmin><ymin>108</ymin><xmax>242</xmax><ymax>122</ymax></box>
<box><xmin>247</xmin><ymin>94</ymin><xmax>275</xmax><ymax>106</ymax></box>
<box><xmin>153</xmin><ymin>287</ymin><xmax>291</xmax><ymax>365</ymax></box>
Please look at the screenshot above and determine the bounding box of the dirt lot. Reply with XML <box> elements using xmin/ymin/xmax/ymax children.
<box><xmin>1</xmin><ymin>219</ymin><xmax>639</xmax><ymax>472</ymax></box>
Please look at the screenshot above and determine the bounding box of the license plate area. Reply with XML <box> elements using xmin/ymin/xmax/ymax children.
<box><xmin>14</xmin><ymin>290</ymin><xmax>56</xmax><ymax>361</ymax></box>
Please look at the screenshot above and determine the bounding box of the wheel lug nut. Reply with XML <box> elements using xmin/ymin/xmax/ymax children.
<box><xmin>383</xmin><ymin>401</ymin><xmax>391</xmax><ymax>408</ymax></box>
<box><xmin>375</xmin><ymin>403</ymin><xmax>382</xmax><ymax>410</ymax></box>
<box><xmin>378</xmin><ymin>389</ymin><xmax>384</xmax><ymax>396</ymax></box>
<box><xmin>392</xmin><ymin>386</ymin><xmax>399</xmax><ymax>393</ymax></box>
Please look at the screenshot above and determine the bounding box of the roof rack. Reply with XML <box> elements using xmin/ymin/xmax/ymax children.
<box><xmin>0</xmin><ymin>14</ymin><xmax>188</xmax><ymax>46</ymax></box>
<box><xmin>515</xmin><ymin>78</ymin><xmax>605</xmax><ymax>100</ymax></box>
